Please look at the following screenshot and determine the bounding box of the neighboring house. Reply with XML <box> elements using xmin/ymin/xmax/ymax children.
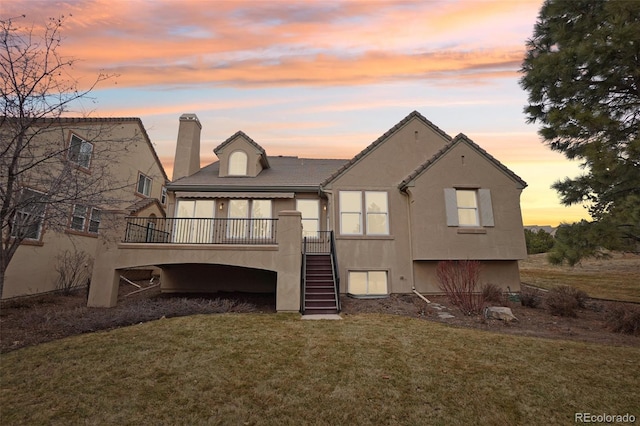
<box><xmin>2</xmin><ymin>117</ymin><xmax>167</xmax><ymax>299</ymax></box>
<box><xmin>88</xmin><ymin>111</ymin><xmax>527</xmax><ymax>313</ymax></box>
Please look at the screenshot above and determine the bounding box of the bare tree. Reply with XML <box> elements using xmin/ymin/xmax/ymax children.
<box><xmin>0</xmin><ymin>16</ymin><xmax>136</xmax><ymax>297</ymax></box>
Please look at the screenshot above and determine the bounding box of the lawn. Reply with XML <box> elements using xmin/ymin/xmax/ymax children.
<box><xmin>519</xmin><ymin>253</ymin><xmax>640</xmax><ymax>303</ymax></box>
<box><xmin>2</xmin><ymin>313</ymin><xmax>638</xmax><ymax>425</ymax></box>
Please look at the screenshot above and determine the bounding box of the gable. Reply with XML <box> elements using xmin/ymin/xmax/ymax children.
<box><xmin>214</xmin><ymin>132</ymin><xmax>270</xmax><ymax>177</ymax></box>
<box><xmin>322</xmin><ymin>111</ymin><xmax>451</xmax><ymax>189</ymax></box>
<box><xmin>399</xmin><ymin>133</ymin><xmax>527</xmax><ymax>191</ymax></box>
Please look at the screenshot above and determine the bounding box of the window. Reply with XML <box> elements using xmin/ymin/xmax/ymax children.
<box><xmin>365</xmin><ymin>191</ymin><xmax>389</xmax><ymax>235</ymax></box>
<box><xmin>137</xmin><ymin>173</ymin><xmax>152</xmax><ymax>196</ymax></box>
<box><xmin>297</xmin><ymin>199</ymin><xmax>320</xmax><ymax>237</ymax></box>
<box><xmin>444</xmin><ymin>188</ymin><xmax>494</xmax><ymax>227</ymax></box>
<box><xmin>339</xmin><ymin>191</ymin><xmax>389</xmax><ymax>235</ymax></box>
<box><xmin>161</xmin><ymin>186</ymin><xmax>167</xmax><ymax>205</ymax></box>
<box><xmin>227</xmin><ymin>199</ymin><xmax>272</xmax><ymax>239</ymax></box>
<box><xmin>68</xmin><ymin>134</ymin><xmax>93</xmax><ymax>168</ymax></box>
<box><xmin>456</xmin><ymin>190</ymin><xmax>479</xmax><ymax>226</ymax></box>
<box><xmin>228</xmin><ymin>151</ymin><xmax>248</xmax><ymax>176</ymax></box>
<box><xmin>70</xmin><ymin>205</ymin><xmax>101</xmax><ymax>234</ymax></box>
<box><xmin>348</xmin><ymin>271</ymin><xmax>388</xmax><ymax>296</ymax></box>
<box><xmin>174</xmin><ymin>200</ymin><xmax>215</xmax><ymax>243</ymax></box>
<box><xmin>12</xmin><ymin>188</ymin><xmax>46</xmax><ymax>240</ymax></box>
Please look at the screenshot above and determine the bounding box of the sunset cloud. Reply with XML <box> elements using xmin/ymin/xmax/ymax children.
<box><xmin>4</xmin><ymin>0</ymin><xmax>588</xmax><ymax>226</ymax></box>
<box><xmin>6</xmin><ymin>0</ymin><xmax>535</xmax><ymax>89</ymax></box>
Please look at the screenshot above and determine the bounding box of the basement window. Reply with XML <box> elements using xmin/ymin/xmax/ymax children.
<box><xmin>348</xmin><ymin>271</ymin><xmax>388</xmax><ymax>298</ymax></box>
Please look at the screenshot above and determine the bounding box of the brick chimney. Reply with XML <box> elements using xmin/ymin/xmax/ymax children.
<box><xmin>172</xmin><ymin>113</ymin><xmax>202</xmax><ymax>181</ymax></box>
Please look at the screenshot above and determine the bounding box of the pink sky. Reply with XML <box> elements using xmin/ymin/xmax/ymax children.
<box><xmin>5</xmin><ymin>0</ymin><xmax>591</xmax><ymax>225</ymax></box>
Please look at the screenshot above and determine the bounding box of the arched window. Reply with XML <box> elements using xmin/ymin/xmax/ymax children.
<box><xmin>228</xmin><ymin>150</ymin><xmax>248</xmax><ymax>175</ymax></box>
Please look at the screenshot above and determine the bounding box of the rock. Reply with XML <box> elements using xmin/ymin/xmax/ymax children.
<box><xmin>484</xmin><ymin>306</ymin><xmax>518</xmax><ymax>322</ymax></box>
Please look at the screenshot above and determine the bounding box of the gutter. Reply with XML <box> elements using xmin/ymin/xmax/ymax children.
<box><xmin>166</xmin><ymin>184</ymin><xmax>321</xmax><ymax>193</ymax></box>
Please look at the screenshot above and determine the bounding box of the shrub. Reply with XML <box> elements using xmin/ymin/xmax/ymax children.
<box><xmin>482</xmin><ymin>283</ymin><xmax>503</xmax><ymax>304</ymax></box>
<box><xmin>520</xmin><ymin>287</ymin><xmax>542</xmax><ymax>308</ymax></box>
<box><xmin>436</xmin><ymin>260</ymin><xmax>484</xmax><ymax>315</ymax></box>
<box><xmin>546</xmin><ymin>286</ymin><xmax>589</xmax><ymax>317</ymax></box>
<box><xmin>55</xmin><ymin>249</ymin><xmax>93</xmax><ymax>295</ymax></box>
<box><xmin>524</xmin><ymin>228</ymin><xmax>555</xmax><ymax>254</ymax></box>
<box><xmin>606</xmin><ymin>305</ymin><xmax>640</xmax><ymax>336</ymax></box>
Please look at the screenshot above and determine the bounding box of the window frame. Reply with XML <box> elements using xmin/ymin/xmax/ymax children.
<box><xmin>227</xmin><ymin>199</ymin><xmax>273</xmax><ymax>239</ymax></box>
<box><xmin>228</xmin><ymin>150</ymin><xmax>248</xmax><ymax>176</ymax></box>
<box><xmin>12</xmin><ymin>188</ymin><xmax>46</xmax><ymax>241</ymax></box>
<box><xmin>444</xmin><ymin>188</ymin><xmax>494</xmax><ymax>228</ymax></box>
<box><xmin>456</xmin><ymin>189</ymin><xmax>479</xmax><ymax>227</ymax></box>
<box><xmin>160</xmin><ymin>186</ymin><xmax>167</xmax><ymax>205</ymax></box>
<box><xmin>339</xmin><ymin>190</ymin><xmax>389</xmax><ymax>236</ymax></box>
<box><xmin>348</xmin><ymin>270</ymin><xmax>388</xmax><ymax>297</ymax></box>
<box><xmin>67</xmin><ymin>133</ymin><xmax>93</xmax><ymax>169</ymax></box>
<box><xmin>69</xmin><ymin>204</ymin><xmax>101</xmax><ymax>235</ymax></box>
<box><xmin>174</xmin><ymin>199</ymin><xmax>216</xmax><ymax>243</ymax></box>
<box><xmin>136</xmin><ymin>172</ymin><xmax>152</xmax><ymax>197</ymax></box>
<box><xmin>297</xmin><ymin>199</ymin><xmax>320</xmax><ymax>238</ymax></box>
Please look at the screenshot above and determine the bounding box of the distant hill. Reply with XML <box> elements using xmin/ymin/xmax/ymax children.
<box><xmin>524</xmin><ymin>225</ymin><xmax>556</xmax><ymax>236</ymax></box>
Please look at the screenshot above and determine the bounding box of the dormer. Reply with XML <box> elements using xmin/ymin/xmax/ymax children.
<box><xmin>214</xmin><ymin>131</ymin><xmax>270</xmax><ymax>177</ymax></box>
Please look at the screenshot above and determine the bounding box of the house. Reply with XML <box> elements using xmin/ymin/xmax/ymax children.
<box><xmin>2</xmin><ymin>117</ymin><xmax>168</xmax><ymax>299</ymax></box>
<box><xmin>87</xmin><ymin>111</ymin><xmax>527</xmax><ymax>313</ymax></box>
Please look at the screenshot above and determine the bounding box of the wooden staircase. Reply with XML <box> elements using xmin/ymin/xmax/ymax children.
<box><xmin>302</xmin><ymin>253</ymin><xmax>339</xmax><ymax>314</ymax></box>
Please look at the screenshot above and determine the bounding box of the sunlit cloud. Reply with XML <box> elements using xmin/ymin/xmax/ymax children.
<box><xmin>7</xmin><ymin>0</ymin><xmax>534</xmax><ymax>89</ymax></box>
<box><xmin>6</xmin><ymin>0</ymin><xmax>587</xmax><ymax>226</ymax></box>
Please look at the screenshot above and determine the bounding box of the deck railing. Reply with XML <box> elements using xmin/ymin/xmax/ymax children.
<box><xmin>123</xmin><ymin>217</ymin><xmax>278</xmax><ymax>245</ymax></box>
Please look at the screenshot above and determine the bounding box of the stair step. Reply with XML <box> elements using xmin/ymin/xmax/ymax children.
<box><xmin>303</xmin><ymin>307</ymin><xmax>339</xmax><ymax>314</ymax></box>
<box><xmin>302</xmin><ymin>252</ymin><xmax>339</xmax><ymax>314</ymax></box>
<box><xmin>305</xmin><ymin>284</ymin><xmax>334</xmax><ymax>290</ymax></box>
<box><xmin>305</xmin><ymin>305</ymin><xmax>338</xmax><ymax>310</ymax></box>
<box><xmin>305</xmin><ymin>294</ymin><xmax>336</xmax><ymax>300</ymax></box>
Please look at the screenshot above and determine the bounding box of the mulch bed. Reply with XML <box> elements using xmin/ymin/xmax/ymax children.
<box><xmin>1</xmin><ymin>284</ymin><xmax>638</xmax><ymax>353</ymax></box>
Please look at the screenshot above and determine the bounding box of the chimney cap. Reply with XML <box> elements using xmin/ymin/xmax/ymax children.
<box><xmin>180</xmin><ymin>113</ymin><xmax>199</xmax><ymax>121</ymax></box>
<box><xmin>179</xmin><ymin>113</ymin><xmax>201</xmax><ymax>128</ymax></box>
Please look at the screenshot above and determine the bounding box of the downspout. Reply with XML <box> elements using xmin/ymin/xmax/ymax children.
<box><xmin>401</xmin><ymin>187</ymin><xmax>430</xmax><ymax>304</ymax></box>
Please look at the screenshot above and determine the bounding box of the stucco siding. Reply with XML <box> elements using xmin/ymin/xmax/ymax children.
<box><xmin>408</xmin><ymin>142</ymin><xmax>527</xmax><ymax>260</ymax></box>
<box><xmin>327</xmin><ymin>119</ymin><xmax>449</xmax><ymax>188</ymax></box>
<box><xmin>4</xmin><ymin>234</ymin><xmax>96</xmax><ymax>298</ymax></box>
<box><xmin>413</xmin><ymin>260</ymin><xmax>522</xmax><ymax>293</ymax></box>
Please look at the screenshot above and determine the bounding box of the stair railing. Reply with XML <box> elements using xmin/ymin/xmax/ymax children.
<box><xmin>329</xmin><ymin>231</ymin><xmax>341</xmax><ymax>312</ymax></box>
<box><xmin>300</xmin><ymin>236</ymin><xmax>307</xmax><ymax>314</ymax></box>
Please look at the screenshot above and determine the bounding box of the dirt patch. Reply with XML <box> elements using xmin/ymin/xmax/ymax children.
<box><xmin>1</xmin><ymin>283</ymin><xmax>638</xmax><ymax>353</ymax></box>
<box><xmin>342</xmin><ymin>292</ymin><xmax>639</xmax><ymax>347</ymax></box>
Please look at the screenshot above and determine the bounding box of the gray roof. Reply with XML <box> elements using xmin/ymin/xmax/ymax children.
<box><xmin>398</xmin><ymin>133</ymin><xmax>528</xmax><ymax>190</ymax></box>
<box><xmin>168</xmin><ymin>156</ymin><xmax>349</xmax><ymax>192</ymax></box>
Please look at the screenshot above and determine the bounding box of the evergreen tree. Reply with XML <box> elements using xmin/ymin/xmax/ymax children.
<box><xmin>520</xmin><ymin>0</ymin><xmax>640</xmax><ymax>263</ymax></box>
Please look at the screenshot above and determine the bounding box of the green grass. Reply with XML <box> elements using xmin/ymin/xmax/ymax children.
<box><xmin>520</xmin><ymin>253</ymin><xmax>640</xmax><ymax>302</ymax></box>
<box><xmin>2</xmin><ymin>314</ymin><xmax>639</xmax><ymax>425</ymax></box>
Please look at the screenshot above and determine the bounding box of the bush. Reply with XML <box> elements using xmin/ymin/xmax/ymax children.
<box><xmin>55</xmin><ymin>249</ymin><xmax>93</xmax><ymax>295</ymax></box>
<box><xmin>606</xmin><ymin>305</ymin><xmax>640</xmax><ymax>336</ymax></box>
<box><xmin>482</xmin><ymin>283</ymin><xmax>503</xmax><ymax>304</ymax></box>
<box><xmin>520</xmin><ymin>287</ymin><xmax>543</xmax><ymax>308</ymax></box>
<box><xmin>436</xmin><ymin>260</ymin><xmax>484</xmax><ymax>315</ymax></box>
<box><xmin>524</xmin><ymin>228</ymin><xmax>555</xmax><ymax>254</ymax></box>
<box><xmin>546</xmin><ymin>286</ymin><xmax>589</xmax><ymax>317</ymax></box>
